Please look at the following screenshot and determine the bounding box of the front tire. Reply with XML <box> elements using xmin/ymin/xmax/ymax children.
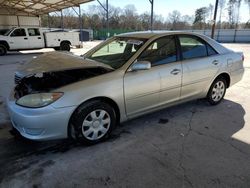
<box><xmin>207</xmin><ymin>77</ymin><xmax>227</xmax><ymax>105</ymax></box>
<box><xmin>0</xmin><ymin>44</ymin><xmax>7</xmax><ymax>56</ymax></box>
<box><xmin>70</xmin><ymin>100</ymin><xmax>116</xmax><ymax>145</ymax></box>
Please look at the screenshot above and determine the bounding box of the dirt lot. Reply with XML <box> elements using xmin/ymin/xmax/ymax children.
<box><xmin>0</xmin><ymin>42</ymin><xmax>250</xmax><ymax>188</ymax></box>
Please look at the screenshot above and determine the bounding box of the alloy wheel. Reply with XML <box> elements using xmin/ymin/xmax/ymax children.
<box><xmin>211</xmin><ymin>81</ymin><xmax>225</xmax><ymax>102</ymax></box>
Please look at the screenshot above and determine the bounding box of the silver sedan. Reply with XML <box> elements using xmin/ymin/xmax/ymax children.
<box><xmin>7</xmin><ymin>31</ymin><xmax>244</xmax><ymax>144</ymax></box>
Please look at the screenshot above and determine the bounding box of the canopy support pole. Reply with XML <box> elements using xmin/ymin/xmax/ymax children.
<box><xmin>149</xmin><ymin>0</ymin><xmax>154</xmax><ymax>30</ymax></box>
<box><xmin>97</xmin><ymin>0</ymin><xmax>109</xmax><ymax>38</ymax></box>
<box><xmin>211</xmin><ymin>0</ymin><xmax>219</xmax><ymax>39</ymax></box>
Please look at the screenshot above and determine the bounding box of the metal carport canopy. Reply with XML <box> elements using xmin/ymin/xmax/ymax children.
<box><xmin>0</xmin><ymin>0</ymin><xmax>94</xmax><ymax>16</ymax></box>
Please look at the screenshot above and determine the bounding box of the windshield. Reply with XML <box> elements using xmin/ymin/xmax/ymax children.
<box><xmin>86</xmin><ymin>37</ymin><xmax>147</xmax><ymax>69</ymax></box>
<box><xmin>3</xmin><ymin>28</ymin><xmax>14</xmax><ymax>36</ymax></box>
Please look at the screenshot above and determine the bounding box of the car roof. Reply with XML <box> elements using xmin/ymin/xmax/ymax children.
<box><xmin>116</xmin><ymin>30</ymin><xmax>231</xmax><ymax>55</ymax></box>
<box><xmin>117</xmin><ymin>30</ymin><xmax>201</xmax><ymax>39</ymax></box>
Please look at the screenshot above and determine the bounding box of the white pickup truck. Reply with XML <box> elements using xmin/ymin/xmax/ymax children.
<box><xmin>0</xmin><ymin>27</ymin><xmax>80</xmax><ymax>56</ymax></box>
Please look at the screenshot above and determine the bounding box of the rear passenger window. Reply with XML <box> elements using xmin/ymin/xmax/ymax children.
<box><xmin>179</xmin><ymin>36</ymin><xmax>207</xmax><ymax>60</ymax></box>
<box><xmin>207</xmin><ymin>44</ymin><xmax>218</xmax><ymax>56</ymax></box>
<box><xmin>28</xmin><ymin>28</ymin><xmax>40</xmax><ymax>36</ymax></box>
<box><xmin>138</xmin><ymin>36</ymin><xmax>177</xmax><ymax>66</ymax></box>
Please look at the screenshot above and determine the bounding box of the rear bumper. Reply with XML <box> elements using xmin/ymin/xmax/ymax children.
<box><xmin>230</xmin><ymin>68</ymin><xmax>244</xmax><ymax>86</ymax></box>
<box><xmin>7</xmin><ymin>99</ymin><xmax>76</xmax><ymax>141</ymax></box>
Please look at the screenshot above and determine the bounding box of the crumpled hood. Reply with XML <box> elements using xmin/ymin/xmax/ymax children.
<box><xmin>16</xmin><ymin>51</ymin><xmax>112</xmax><ymax>77</ymax></box>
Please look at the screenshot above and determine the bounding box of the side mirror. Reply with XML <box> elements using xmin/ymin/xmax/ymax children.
<box><xmin>129</xmin><ymin>60</ymin><xmax>151</xmax><ymax>72</ymax></box>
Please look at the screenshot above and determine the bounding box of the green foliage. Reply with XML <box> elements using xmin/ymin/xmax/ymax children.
<box><xmin>193</xmin><ymin>7</ymin><xmax>208</xmax><ymax>29</ymax></box>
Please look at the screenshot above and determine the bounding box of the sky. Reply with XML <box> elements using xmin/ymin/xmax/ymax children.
<box><xmin>80</xmin><ymin>0</ymin><xmax>250</xmax><ymax>22</ymax></box>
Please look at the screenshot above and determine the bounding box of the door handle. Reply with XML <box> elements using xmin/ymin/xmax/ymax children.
<box><xmin>24</xmin><ymin>37</ymin><xmax>28</xmax><ymax>40</ymax></box>
<box><xmin>171</xmin><ymin>69</ymin><xmax>181</xmax><ymax>75</ymax></box>
<box><xmin>212</xmin><ymin>60</ymin><xmax>219</xmax><ymax>65</ymax></box>
<box><xmin>38</xmin><ymin>37</ymin><xmax>41</xmax><ymax>39</ymax></box>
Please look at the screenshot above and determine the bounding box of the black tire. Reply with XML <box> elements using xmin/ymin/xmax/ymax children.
<box><xmin>70</xmin><ymin>100</ymin><xmax>117</xmax><ymax>145</ymax></box>
<box><xmin>60</xmin><ymin>42</ymin><xmax>70</xmax><ymax>51</ymax></box>
<box><xmin>207</xmin><ymin>77</ymin><xmax>227</xmax><ymax>105</ymax></box>
<box><xmin>0</xmin><ymin>44</ymin><xmax>7</xmax><ymax>56</ymax></box>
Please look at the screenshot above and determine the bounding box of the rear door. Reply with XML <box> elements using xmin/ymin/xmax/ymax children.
<box><xmin>27</xmin><ymin>28</ymin><xmax>44</xmax><ymax>48</ymax></box>
<box><xmin>178</xmin><ymin>35</ymin><xmax>220</xmax><ymax>99</ymax></box>
<box><xmin>9</xmin><ymin>28</ymin><xmax>29</xmax><ymax>50</ymax></box>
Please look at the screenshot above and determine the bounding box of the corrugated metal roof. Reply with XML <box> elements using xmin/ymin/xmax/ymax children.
<box><xmin>0</xmin><ymin>0</ymin><xmax>94</xmax><ymax>15</ymax></box>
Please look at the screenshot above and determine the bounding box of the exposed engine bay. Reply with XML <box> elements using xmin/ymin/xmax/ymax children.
<box><xmin>14</xmin><ymin>67</ymin><xmax>110</xmax><ymax>99</ymax></box>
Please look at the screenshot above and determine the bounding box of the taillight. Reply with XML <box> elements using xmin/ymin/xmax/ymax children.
<box><xmin>242</xmin><ymin>54</ymin><xmax>244</xmax><ymax>61</ymax></box>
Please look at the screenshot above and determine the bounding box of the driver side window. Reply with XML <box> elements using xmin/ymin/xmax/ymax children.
<box><xmin>138</xmin><ymin>36</ymin><xmax>177</xmax><ymax>66</ymax></box>
<box><xmin>10</xmin><ymin>28</ymin><xmax>26</xmax><ymax>37</ymax></box>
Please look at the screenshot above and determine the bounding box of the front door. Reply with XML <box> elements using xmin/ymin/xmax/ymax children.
<box><xmin>155</xmin><ymin>36</ymin><xmax>182</xmax><ymax>105</ymax></box>
<box><xmin>124</xmin><ymin>67</ymin><xmax>161</xmax><ymax>116</ymax></box>
<box><xmin>124</xmin><ymin>35</ymin><xmax>182</xmax><ymax>116</ymax></box>
<box><xmin>9</xmin><ymin>28</ymin><xmax>29</xmax><ymax>50</ymax></box>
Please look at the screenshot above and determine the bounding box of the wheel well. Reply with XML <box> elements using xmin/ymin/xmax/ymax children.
<box><xmin>91</xmin><ymin>97</ymin><xmax>121</xmax><ymax>123</ymax></box>
<box><xmin>60</xmin><ymin>40</ymin><xmax>71</xmax><ymax>46</ymax></box>
<box><xmin>216</xmin><ymin>73</ymin><xmax>230</xmax><ymax>88</ymax></box>
<box><xmin>0</xmin><ymin>41</ymin><xmax>9</xmax><ymax>50</ymax></box>
<box><xmin>68</xmin><ymin>97</ymin><xmax>121</xmax><ymax>137</ymax></box>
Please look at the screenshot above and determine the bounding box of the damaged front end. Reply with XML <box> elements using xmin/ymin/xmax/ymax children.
<box><xmin>14</xmin><ymin>67</ymin><xmax>110</xmax><ymax>100</ymax></box>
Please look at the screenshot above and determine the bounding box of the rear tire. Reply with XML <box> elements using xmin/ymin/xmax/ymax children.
<box><xmin>70</xmin><ymin>100</ymin><xmax>116</xmax><ymax>145</ymax></box>
<box><xmin>0</xmin><ymin>44</ymin><xmax>7</xmax><ymax>56</ymax></box>
<box><xmin>207</xmin><ymin>77</ymin><xmax>227</xmax><ymax>105</ymax></box>
<box><xmin>60</xmin><ymin>42</ymin><xmax>70</xmax><ymax>51</ymax></box>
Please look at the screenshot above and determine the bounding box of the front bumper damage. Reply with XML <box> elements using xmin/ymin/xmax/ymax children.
<box><xmin>7</xmin><ymin>92</ymin><xmax>76</xmax><ymax>141</ymax></box>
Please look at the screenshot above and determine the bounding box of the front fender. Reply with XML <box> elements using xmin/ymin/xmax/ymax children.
<box><xmin>51</xmin><ymin>70</ymin><xmax>127</xmax><ymax>122</ymax></box>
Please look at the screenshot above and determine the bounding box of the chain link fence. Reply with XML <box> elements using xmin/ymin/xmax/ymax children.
<box><xmin>182</xmin><ymin>29</ymin><xmax>250</xmax><ymax>43</ymax></box>
<box><xmin>93</xmin><ymin>29</ymin><xmax>250</xmax><ymax>43</ymax></box>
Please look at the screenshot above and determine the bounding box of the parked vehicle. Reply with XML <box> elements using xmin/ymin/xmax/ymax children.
<box><xmin>0</xmin><ymin>27</ymin><xmax>80</xmax><ymax>55</ymax></box>
<box><xmin>7</xmin><ymin>31</ymin><xmax>244</xmax><ymax>144</ymax></box>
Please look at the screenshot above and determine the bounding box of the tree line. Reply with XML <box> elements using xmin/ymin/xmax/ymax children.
<box><xmin>41</xmin><ymin>0</ymin><xmax>250</xmax><ymax>30</ymax></box>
